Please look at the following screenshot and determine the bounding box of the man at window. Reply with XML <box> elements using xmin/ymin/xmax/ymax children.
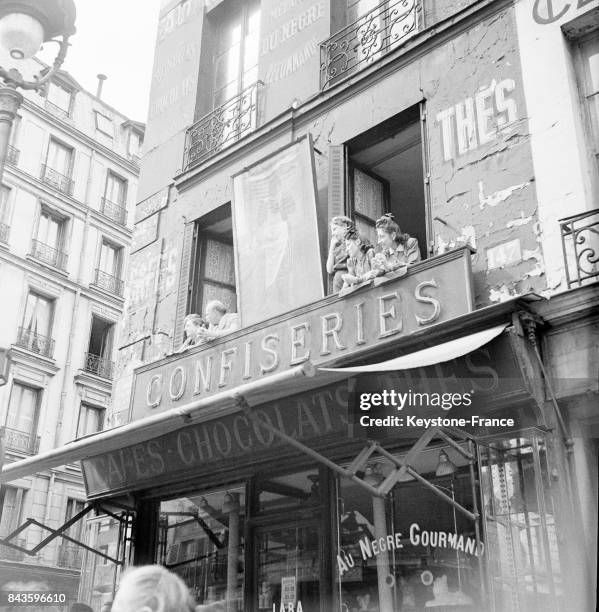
<box><xmin>198</xmin><ymin>300</ymin><xmax>239</xmax><ymax>341</ymax></box>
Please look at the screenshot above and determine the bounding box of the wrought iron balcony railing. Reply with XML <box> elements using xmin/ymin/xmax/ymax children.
<box><xmin>45</xmin><ymin>99</ymin><xmax>70</xmax><ymax>119</ymax></box>
<box><xmin>183</xmin><ymin>81</ymin><xmax>260</xmax><ymax>171</ymax></box>
<box><xmin>320</xmin><ymin>0</ymin><xmax>420</xmax><ymax>89</ymax></box>
<box><xmin>40</xmin><ymin>164</ymin><xmax>74</xmax><ymax>196</ymax></box>
<box><xmin>100</xmin><ymin>196</ymin><xmax>127</xmax><ymax>225</ymax></box>
<box><xmin>6</xmin><ymin>144</ymin><xmax>19</xmax><ymax>166</ymax></box>
<box><xmin>1</xmin><ymin>426</ymin><xmax>40</xmax><ymax>455</ymax></box>
<box><xmin>15</xmin><ymin>326</ymin><xmax>55</xmax><ymax>358</ymax></box>
<box><xmin>0</xmin><ymin>222</ymin><xmax>9</xmax><ymax>243</ymax></box>
<box><xmin>83</xmin><ymin>352</ymin><xmax>114</xmax><ymax>380</ymax></box>
<box><xmin>30</xmin><ymin>238</ymin><xmax>68</xmax><ymax>270</ymax></box>
<box><xmin>93</xmin><ymin>268</ymin><xmax>124</xmax><ymax>297</ymax></box>
<box><xmin>0</xmin><ymin>537</ymin><xmax>26</xmax><ymax>561</ymax></box>
<box><xmin>57</xmin><ymin>542</ymin><xmax>83</xmax><ymax>569</ymax></box>
<box><xmin>560</xmin><ymin>208</ymin><xmax>599</xmax><ymax>288</ymax></box>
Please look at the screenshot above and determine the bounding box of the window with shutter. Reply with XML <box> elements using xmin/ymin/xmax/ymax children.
<box><xmin>173</xmin><ymin>221</ymin><xmax>196</xmax><ymax>350</ymax></box>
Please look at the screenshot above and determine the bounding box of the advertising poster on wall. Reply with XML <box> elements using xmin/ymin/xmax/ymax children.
<box><xmin>232</xmin><ymin>136</ymin><xmax>324</xmax><ymax>326</ymax></box>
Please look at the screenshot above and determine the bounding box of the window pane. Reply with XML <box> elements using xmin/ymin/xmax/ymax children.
<box><xmin>6</xmin><ymin>384</ymin><xmax>38</xmax><ymax>433</ymax></box>
<box><xmin>105</xmin><ymin>173</ymin><xmax>126</xmax><ymax>205</ymax></box>
<box><xmin>353</xmin><ymin>169</ymin><xmax>385</xmax><ymax>220</ymax></box>
<box><xmin>204</xmin><ymin>239</ymin><xmax>235</xmax><ymax>284</ymax></box>
<box><xmin>38</xmin><ymin>211</ymin><xmax>61</xmax><ymax>247</ymax></box>
<box><xmin>158</xmin><ymin>487</ymin><xmax>245</xmax><ymax>609</ymax></box>
<box><xmin>100</xmin><ymin>242</ymin><xmax>119</xmax><ymax>275</ymax></box>
<box><xmin>47</xmin><ymin>140</ymin><xmax>72</xmax><ymax>175</ymax></box>
<box><xmin>23</xmin><ymin>292</ymin><xmax>53</xmax><ymax>337</ymax></box>
<box><xmin>95</xmin><ymin>113</ymin><xmax>114</xmax><ymax>136</ymax></box>
<box><xmin>201</xmin><ymin>282</ymin><xmax>237</xmax><ymax>314</ymax></box>
<box><xmin>214</xmin><ymin>45</ymin><xmax>241</xmax><ymax>96</ymax></box>
<box><xmin>0</xmin><ymin>186</ymin><xmax>10</xmax><ymax>224</ymax></box>
<box><xmin>78</xmin><ymin>404</ymin><xmax>104</xmax><ymax>437</ymax></box>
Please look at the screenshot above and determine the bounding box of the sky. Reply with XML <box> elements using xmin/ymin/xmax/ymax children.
<box><xmin>38</xmin><ymin>0</ymin><xmax>162</xmax><ymax>122</ymax></box>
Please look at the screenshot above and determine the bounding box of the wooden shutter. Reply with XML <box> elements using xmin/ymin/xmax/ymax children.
<box><xmin>173</xmin><ymin>222</ymin><xmax>195</xmax><ymax>350</ymax></box>
<box><xmin>327</xmin><ymin>144</ymin><xmax>347</xmax><ymax>224</ymax></box>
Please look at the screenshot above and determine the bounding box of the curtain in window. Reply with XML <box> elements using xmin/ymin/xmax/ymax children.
<box><xmin>99</xmin><ymin>242</ymin><xmax>120</xmax><ymax>276</ymax></box>
<box><xmin>37</xmin><ymin>211</ymin><xmax>62</xmax><ymax>249</ymax></box>
<box><xmin>23</xmin><ymin>292</ymin><xmax>53</xmax><ymax>338</ymax></box>
<box><xmin>47</xmin><ymin>139</ymin><xmax>72</xmax><ymax>175</ymax></box>
<box><xmin>6</xmin><ymin>384</ymin><xmax>39</xmax><ymax>434</ymax></box>
<box><xmin>105</xmin><ymin>173</ymin><xmax>126</xmax><ymax>205</ymax></box>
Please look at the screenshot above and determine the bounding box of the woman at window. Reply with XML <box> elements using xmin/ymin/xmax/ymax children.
<box><xmin>374</xmin><ymin>213</ymin><xmax>421</xmax><ymax>276</ymax></box>
<box><xmin>326</xmin><ymin>216</ymin><xmax>354</xmax><ymax>292</ymax></box>
<box><xmin>341</xmin><ymin>227</ymin><xmax>376</xmax><ymax>290</ymax></box>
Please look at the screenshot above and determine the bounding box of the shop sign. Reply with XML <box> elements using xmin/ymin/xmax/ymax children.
<box><xmin>131</xmin><ymin>248</ymin><xmax>474</xmax><ymax>421</ymax></box>
<box><xmin>83</xmin><ymin>382</ymin><xmax>350</xmax><ymax>496</ymax></box>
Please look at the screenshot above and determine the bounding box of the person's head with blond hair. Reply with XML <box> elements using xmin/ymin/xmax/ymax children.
<box><xmin>111</xmin><ymin>565</ymin><xmax>195</xmax><ymax>612</ymax></box>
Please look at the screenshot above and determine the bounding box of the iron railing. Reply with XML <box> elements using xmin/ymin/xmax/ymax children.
<box><xmin>6</xmin><ymin>144</ymin><xmax>19</xmax><ymax>166</ymax></box>
<box><xmin>40</xmin><ymin>164</ymin><xmax>74</xmax><ymax>196</ymax></box>
<box><xmin>93</xmin><ymin>268</ymin><xmax>124</xmax><ymax>297</ymax></box>
<box><xmin>57</xmin><ymin>542</ymin><xmax>83</xmax><ymax>569</ymax></box>
<box><xmin>320</xmin><ymin>0</ymin><xmax>420</xmax><ymax>89</ymax></box>
<box><xmin>15</xmin><ymin>326</ymin><xmax>55</xmax><ymax>358</ymax></box>
<box><xmin>0</xmin><ymin>537</ymin><xmax>26</xmax><ymax>561</ymax></box>
<box><xmin>45</xmin><ymin>99</ymin><xmax>70</xmax><ymax>119</ymax></box>
<box><xmin>0</xmin><ymin>222</ymin><xmax>9</xmax><ymax>243</ymax></box>
<box><xmin>30</xmin><ymin>238</ymin><xmax>68</xmax><ymax>270</ymax></box>
<box><xmin>183</xmin><ymin>81</ymin><xmax>260</xmax><ymax>170</ymax></box>
<box><xmin>100</xmin><ymin>196</ymin><xmax>127</xmax><ymax>225</ymax></box>
<box><xmin>560</xmin><ymin>208</ymin><xmax>599</xmax><ymax>288</ymax></box>
<box><xmin>83</xmin><ymin>352</ymin><xmax>114</xmax><ymax>380</ymax></box>
<box><xmin>1</xmin><ymin>426</ymin><xmax>40</xmax><ymax>454</ymax></box>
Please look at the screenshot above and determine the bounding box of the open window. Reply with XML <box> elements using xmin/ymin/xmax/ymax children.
<box><xmin>84</xmin><ymin>316</ymin><xmax>115</xmax><ymax>379</ymax></box>
<box><xmin>187</xmin><ymin>203</ymin><xmax>237</xmax><ymax>316</ymax></box>
<box><xmin>328</xmin><ymin>104</ymin><xmax>430</xmax><ymax>268</ymax></box>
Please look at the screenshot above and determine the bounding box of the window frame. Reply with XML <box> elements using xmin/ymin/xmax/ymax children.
<box><xmin>21</xmin><ymin>289</ymin><xmax>56</xmax><ymax>340</ymax></box>
<box><xmin>94</xmin><ymin>111</ymin><xmax>114</xmax><ymax>139</ymax></box>
<box><xmin>103</xmin><ymin>170</ymin><xmax>128</xmax><ymax>207</ymax></box>
<box><xmin>76</xmin><ymin>402</ymin><xmax>105</xmax><ymax>439</ymax></box>
<box><xmin>97</xmin><ymin>237</ymin><xmax>124</xmax><ymax>279</ymax></box>
<box><xmin>46</xmin><ymin>81</ymin><xmax>74</xmax><ymax>117</ymax></box>
<box><xmin>5</xmin><ymin>381</ymin><xmax>42</xmax><ymax>439</ymax></box>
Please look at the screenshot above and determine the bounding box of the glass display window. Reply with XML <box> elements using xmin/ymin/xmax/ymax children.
<box><xmin>335</xmin><ymin>443</ymin><xmax>482</xmax><ymax>612</ymax></box>
<box><xmin>157</xmin><ymin>486</ymin><xmax>245</xmax><ymax>611</ymax></box>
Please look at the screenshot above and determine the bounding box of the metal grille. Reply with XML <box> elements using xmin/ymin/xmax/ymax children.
<box><xmin>15</xmin><ymin>325</ymin><xmax>55</xmax><ymax>358</ymax></box>
<box><xmin>40</xmin><ymin>164</ymin><xmax>74</xmax><ymax>196</ymax></box>
<box><xmin>1</xmin><ymin>426</ymin><xmax>40</xmax><ymax>455</ymax></box>
<box><xmin>83</xmin><ymin>352</ymin><xmax>114</xmax><ymax>380</ymax></box>
<box><xmin>183</xmin><ymin>82</ymin><xmax>260</xmax><ymax>171</ymax></box>
<box><xmin>30</xmin><ymin>239</ymin><xmax>68</xmax><ymax>270</ymax></box>
<box><xmin>559</xmin><ymin>208</ymin><xmax>599</xmax><ymax>288</ymax></box>
<box><xmin>94</xmin><ymin>268</ymin><xmax>124</xmax><ymax>297</ymax></box>
<box><xmin>100</xmin><ymin>196</ymin><xmax>127</xmax><ymax>225</ymax></box>
<box><xmin>6</xmin><ymin>144</ymin><xmax>19</xmax><ymax>166</ymax></box>
<box><xmin>320</xmin><ymin>0</ymin><xmax>420</xmax><ymax>89</ymax></box>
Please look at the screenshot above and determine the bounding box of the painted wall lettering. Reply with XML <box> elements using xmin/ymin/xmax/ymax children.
<box><xmin>532</xmin><ymin>0</ymin><xmax>595</xmax><ymax>24</ymax></box>
<box><xmin>436</xmin><ymin>79</ymin><xmax>518</xmax><ymax>161</ymax></box>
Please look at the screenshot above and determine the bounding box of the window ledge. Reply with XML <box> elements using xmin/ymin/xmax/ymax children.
<box><xmin>26</xmin><ymin>254</ymin><xmax>69</xmax><ymax>278</ymax></box>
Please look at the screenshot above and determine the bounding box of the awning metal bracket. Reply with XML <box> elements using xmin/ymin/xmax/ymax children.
<box><xmin>235</xmin><ymin>395</ymin><xmax>479</xmax><ymax>520</ymax></box>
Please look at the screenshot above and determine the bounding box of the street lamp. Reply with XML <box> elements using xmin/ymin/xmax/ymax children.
<box><xmin>0</xmin><ymin>0</ymin><xmax>76</xmax><ymax>179</ymax></box>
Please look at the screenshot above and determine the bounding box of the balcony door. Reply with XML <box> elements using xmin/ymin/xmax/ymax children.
<box><xmin>4</xmin><ymin>383</ymin><xmax>40</xmax><ymax>452</ymax></box>
<box><xmin>22</xmin><ymin>291</ymin><xmax>54</xmax><ymax>354</ymax></box>
<box><xmin>46</xmin><ymin>138</ymin><xmax>73</xmax><ymax>176</ymax></box>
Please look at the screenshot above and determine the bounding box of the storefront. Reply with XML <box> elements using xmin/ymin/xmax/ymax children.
<box><xmin>0</xmin><ymin>250</ymin><xmax>590</xmax><ymax>612</ymax></box>
<box><xmin>63</xmin><ymin>251</ymin><xmax>582</xmax><ymax>612</ymax></box>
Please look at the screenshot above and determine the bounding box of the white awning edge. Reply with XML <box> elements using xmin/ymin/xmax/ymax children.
<box><xmin>319</xmin><ymin>324</ymin><xmax>509</xmax><ymax>373</ymax></box>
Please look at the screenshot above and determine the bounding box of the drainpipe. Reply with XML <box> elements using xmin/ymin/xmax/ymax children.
<box><xmin>53</xmin><ymin>149</ymin><xmax>96</xmax><ymax>449</ymax></box>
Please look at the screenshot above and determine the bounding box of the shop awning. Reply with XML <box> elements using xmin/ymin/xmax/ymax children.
<box><xmin>320</xmin><ymin>324</ymin><xmax>508</xmax><ymax>373</ymax></box>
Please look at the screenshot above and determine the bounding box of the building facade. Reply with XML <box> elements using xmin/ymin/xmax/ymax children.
<box><xmin>1</xmin><ymin>0</ymin><xmax>597</xmax><ymax>611</ymax></box>
<box><xmin>0</xmin><ymin>62</ymin><xmax>143</xmax><ymax>600</ymax></box>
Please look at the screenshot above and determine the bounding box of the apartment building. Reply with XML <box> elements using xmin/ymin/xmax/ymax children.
<box><xmin>0</xmin><ymin>63</ymin><xmax>143</xmax><ymax>599</ymax></box>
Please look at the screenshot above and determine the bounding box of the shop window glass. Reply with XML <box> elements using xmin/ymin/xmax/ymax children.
<box><xmin>336</xmin><ymin>445</ymin><xmax>482</xmax><ymax>611</ymax></box>
<box><xmin>257</xmin><ymin>469</ymin><xmax>321</xmax><ymax>514</ymax></box>
<box><xmin>158</xmin><ymin>486</ymin><xmax>245</xmax><ymax>610</ymax></box>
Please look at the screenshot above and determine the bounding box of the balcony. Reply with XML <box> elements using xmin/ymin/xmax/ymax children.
<box><xmin>559</xmin><ymin>208</ymin><xmax>599</xmax><ymax>288</ymax></box>
<box><xmin>6</xmin><ymin>144</ymin><xmax>19</xmax><ymax>166</ymax></box>
<box><xmin>40</xmin><ymin>164</ymin><xmax>74</xmax><ymax>196</ymax></box>
<box><xmin>14</xmin><ymin>325</ymin><xmax>55</xmax><ymax>359</ymax></box>
<box><xmin>0</xmin><ymin>537</ymin><xmax>26</xmax><ymax>561</ymax></box>
<box><xmin>100</xmin><ymin>196</ymin><xmax>127</xmax><ymax>225</ymax></box>
<box><xmin>93</xmin><ymin>268</ymin><xmax>124</xmax><ymax>297</ymax></box>
<box><xmin>1</xmin><ymin>426</ymin><xmax>40</xmax><ymax>455</ymax></box>
<box><xmin>30</xmin><ymin>239</ymin><xmax>68</xmax><ymax>271</ymax></box>
<box><xmin>57</xmin><ymin>542</ymin><xmax>83</xmax><ymax>569</ymax></box>
<box><xmin>320</xmin><ymin>0</ymin><xmax>420</xmax><ymax>89</ymax></box>
<box><xmin>83</xmin><ymin>352</ymin><xmax>114</xmax><ymax>380</ymax></box>
<box><xmin>183</xmin><ymin>81</ymin><xmax>260</xmax><ymax>171</ymax></box>
<box><xmin>0</xmin><ymin>222</ymin><xmax>9</xmax><ymax>243</ymax></box>
<box><xmin>45</xmin><ymin>99</ymin><xmax>70</xmax><ymax>120</ymax></box>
